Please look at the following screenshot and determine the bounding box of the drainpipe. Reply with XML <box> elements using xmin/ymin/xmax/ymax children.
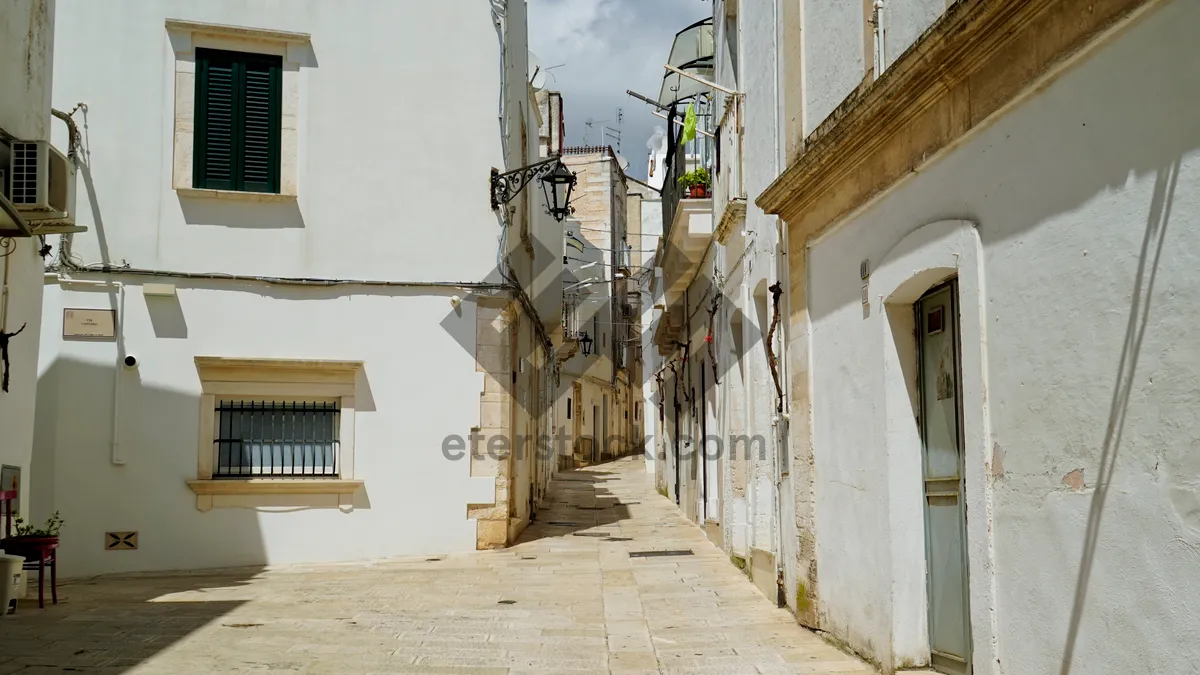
<box><xmin>872</xmin><ymin>0</ymin><xmax>886</xmax><ymax>76</ymax></box>
<box><xmin>55</xmin><ymin>275</ymin><xmax>126</xmax><ymax>465</ymax></box>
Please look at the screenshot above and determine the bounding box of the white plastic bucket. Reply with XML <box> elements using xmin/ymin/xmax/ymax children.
<box><xmin>0</xmin><ymin>552</ymin><xmax>23</xmax><ymax>616</ymax></box>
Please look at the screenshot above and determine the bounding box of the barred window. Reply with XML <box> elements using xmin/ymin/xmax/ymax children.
<box><xmin>213</xmin><ymin>401</ymin><xmax>339</xmax><ymax>478</ymax></box>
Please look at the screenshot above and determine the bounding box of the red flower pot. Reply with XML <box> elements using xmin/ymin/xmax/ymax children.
<box><xmin>688</xmin><ymin>185</ymin><xmax>708</xmax><ymax>199</ymax></box>
<box><xmin>2</xmin><ymin>536</ymin><xmax>58</xmax><ymax>561</ymax></box>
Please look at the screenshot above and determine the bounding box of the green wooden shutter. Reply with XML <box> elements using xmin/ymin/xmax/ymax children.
<box><xmin>239</xmin><ymin>53</ymin><xmax>282</xmax><ymax>193</ymax></box>
<box><xmin>194</xmin><ymin>49</ymin><xmax>282</xmax><ymax>193</ymax></box>
<box><xmin>194</xmin><ymin>49</ymin><xmax>236</xmax><ymax>191</ymax></box>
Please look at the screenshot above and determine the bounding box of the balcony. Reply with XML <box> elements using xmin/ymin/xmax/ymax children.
<box><xmin>556</xmin><ymin>293</ymin><xmax>583</xmax><ymax>361</ymax></box>
<box><xmin>659</xmin><ymin>195</ymin><xmax>713</xmax><ymax>314</ymax></box>
<box><xmin>712</xmin><ymin>94</ymin><xmax>746</xmax><ymax>244</ymax></box>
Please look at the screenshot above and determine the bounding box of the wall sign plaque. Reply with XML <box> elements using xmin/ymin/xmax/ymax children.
<box><xmin>63</xmin><ymin>309</ymin><xmax>117</xmax><ymax>339</ymax></box>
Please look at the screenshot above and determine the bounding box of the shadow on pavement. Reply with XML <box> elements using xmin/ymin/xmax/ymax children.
<box><xmin>516</xmin><ymin>459</ymin><xmax>637</xmax><ymax>544</ymax></box>
<box><xmin>0</xmin><ymin>567</ymin><xmax>263</xmax><ymax>673</ymax></box>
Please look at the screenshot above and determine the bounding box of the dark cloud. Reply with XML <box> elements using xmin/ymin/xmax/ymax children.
<box><xmin>529</xmin><ymin>0</ymin><xmax>711</xmax><ymax>179</ymax></box>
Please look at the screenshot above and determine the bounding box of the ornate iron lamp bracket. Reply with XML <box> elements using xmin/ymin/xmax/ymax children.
<box><xmin>490</xmin><ymin>156</ymin><xmax>562</xmax><ymax>211</ymax></box>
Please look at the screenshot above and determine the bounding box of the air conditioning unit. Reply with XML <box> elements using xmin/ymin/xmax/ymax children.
<box><xmin>7</xmin><ymin>140</ymin><xmax>75</xmax><ymax>223</ymax></box>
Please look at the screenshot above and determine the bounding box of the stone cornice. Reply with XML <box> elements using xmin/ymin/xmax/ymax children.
<box><xmin>757</xmin><ymin>0</ymin><xmax>1156</xmax><ymax>227</ymax></box>
<box><xmin>165</xmin><ymin>19</ymin><xmax>311</xmax><ymax>44</ymax></box>
<box><xmin>194</xmin><ymin>357</ymin><xmax>363</xmax><ymax>388</ymax></box>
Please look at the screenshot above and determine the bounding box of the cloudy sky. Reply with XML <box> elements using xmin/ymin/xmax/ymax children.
<box><xmin>528</xmin><ymin>0</ymin><xmax>711</xmax><ymax>180</ymax></box>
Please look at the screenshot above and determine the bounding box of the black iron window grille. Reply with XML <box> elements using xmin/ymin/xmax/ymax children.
<box><xmin>213</xmin><ymin>401</ymin><xmax>339</xmax><ymax>478</ymax></box>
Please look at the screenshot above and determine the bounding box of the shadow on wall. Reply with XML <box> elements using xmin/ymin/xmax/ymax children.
<box><xmin>146</xmin><ymin>291</ymin><xmax>188</xmax><ymax>339</ymax></box>
<box><xmin>0</xmin><ymin>568</ymin><xmax>263</xmax><ymax>673</ymax></box>
<box><xmin>178</xmin><ymin>196</ymin><xmax>306</xmax><ymax>229</ymax></box>
<box><xmin>1059</xmin><ymin>159</ymin><xmax>1179</xmax><ymax>675</ymax></box>
<box><xmin>31</xmin><ymin>357</ymin><xmax>271</xmax><ymax>577</ymax></box>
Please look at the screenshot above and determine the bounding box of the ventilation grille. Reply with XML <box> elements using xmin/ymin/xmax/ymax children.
<box><xmin>10</xmin><ymin>142</ymin><xmax>39</xmax><ymax>205</ymax></box>
<box><xmin>106</xmin><ymin>531</ymin><xmax>138</xmax><ymax>550</ymax></box>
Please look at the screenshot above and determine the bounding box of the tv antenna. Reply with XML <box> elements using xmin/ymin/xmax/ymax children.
<box><xmin>584</xmin><ymin>117</ymin><xmax>608</xmax><ymax>146</ymax></box>
<box><xmin>605</xmin><ymin>108</ymin><xmax>623</xmax><ymax>152</ymax></box>
<box><xmin>584</xmin><ymin>111</ymin><xmax>623</xmax><ymax>152</ymax></box>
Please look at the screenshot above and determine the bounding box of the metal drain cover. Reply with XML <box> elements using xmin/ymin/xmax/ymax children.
<box><xmin>605</xmin><ymin>537</ymin><xmax>633</xmax><ymax>542</ymax></box>
<box><xmin>546</xmin><ymin>521</ymin><xmax>582</xmax><ymax>527</ymax></box>
<box><xmin>629</xmin><ymin>549</ymin><xmax>694</xmax><ymax>558</ymax></box>
<box><xmin>572</xmin><ymin>532</ymin><xmax>611</xmax><ymax>537</ymax></box>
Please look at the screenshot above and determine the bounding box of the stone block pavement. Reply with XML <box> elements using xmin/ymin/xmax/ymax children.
<box><xmin>0</xmin><ymin>456</ymin><xmax>876</xmax><ymax>674</ymax></box>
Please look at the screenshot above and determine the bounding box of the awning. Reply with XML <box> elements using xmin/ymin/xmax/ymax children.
<box><xmin>657</xmin><ymin>18</ymin><xmax>714</xmax><ymax>108</ymax></box>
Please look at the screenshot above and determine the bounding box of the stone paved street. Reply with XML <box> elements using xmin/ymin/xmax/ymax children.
<box><xmin>0</xmin><ymin>457</ymin><xmax>875</xmax><ymax>674</ymax></box>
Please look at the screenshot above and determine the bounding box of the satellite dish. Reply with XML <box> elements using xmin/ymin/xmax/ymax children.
<box><xmin>528</xmin><ymin>51</ymin><xmax>547</xmax><ymax>91</ymax></box>
<box><xmin>615</xmin><ymin>153</ymin><xmax>631</xmax><ymax>171</ymax></box>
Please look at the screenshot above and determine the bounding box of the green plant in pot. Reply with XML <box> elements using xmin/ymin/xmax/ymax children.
<box><xmin>6</xmin><ymin>511</ymin><xmax>64</xmax><ymax>549</ymax></box>
<box><xmin>678</xmin><ymin>167</ymin><xmax>710</xmax><ymax>198</ymax></box>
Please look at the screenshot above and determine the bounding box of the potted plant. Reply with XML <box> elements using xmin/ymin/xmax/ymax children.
<box><xmin>4</xmin><ymin>511</ymin><xmax>64</xmax><ymax>553</ymax></box>
<box><xmin>678</xmin><ymin>167</ymin><xmax>710</xmax><ymax>199</ymax></box>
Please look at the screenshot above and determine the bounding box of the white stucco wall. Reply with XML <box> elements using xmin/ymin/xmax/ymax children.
<box><xmin>801</xmin><ymin>0</ymin><xmax>864</xmax><ymax>134</ymax></box>
<box><xmin>51</xmin><ymin>0</ymin><xmax>506</xmax><ymax>281</ymax></box>
<box><xmin>639</xmin><ymin>199</ymin><xmax>662</xmax><ymax>473</ymax></box>
<box><xmin>700</xmin><ymin>0</ymin><xmax>796</xmax><ymax>603</ymax></box>
<box><xmin>34</xmin><ymin>0</ymin><xmax>533</xmax><ymax>576</ymax></box>
<box><xmin>37</xmin><ymin>281</ymin><xmax>495</xmax><ymax>576</ymax></box>
<box><xmin>880</xmin><ymin>0</ymin><xmax>944</xmax><ymax>72</ymax></box>
<box><xmin>806</xmin><ymin>2</ymin><xmax>1200</xmax><ymax>672</ymax></box>
<box><xmin>0</xmin><ymin>0</ymin><xmax>54</xmax><ymax>517</ymax></box>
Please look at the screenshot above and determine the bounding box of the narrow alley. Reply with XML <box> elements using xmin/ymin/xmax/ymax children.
<box><xmin>0</xmin><ymin>458</ymin><xmax>872</xmax><ymax>675</ymax></box>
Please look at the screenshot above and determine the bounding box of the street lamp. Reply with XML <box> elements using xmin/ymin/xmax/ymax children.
<box><xmin>490</xmin><ymin>156</ymin><xmax>578</xmax><ymax>222</ymax></box>
<box><xmin>579</xmin><ymin>331</ymin><xmax>594</xmax><ymax>356</ymax></box>
<box><xmin>539</xmin><ymin>160</ymin><xmax>577</xmax><ymax>222</ymax></box>
<box><xmin>563</xmin><ymin>277</ymin><xmax>601</xmax><ymax>293</ymax></box>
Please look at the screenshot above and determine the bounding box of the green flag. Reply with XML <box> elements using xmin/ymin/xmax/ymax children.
<box><xmin>682</xmin><ymin>103</ymin><xmax>697</xmax><ymax>143</ymax></box>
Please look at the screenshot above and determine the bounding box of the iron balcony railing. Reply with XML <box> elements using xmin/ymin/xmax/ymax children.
<box><xmin>661</xmin><ymin>102</ymin><xmax>715</xmax><ymax>241</ymax></box>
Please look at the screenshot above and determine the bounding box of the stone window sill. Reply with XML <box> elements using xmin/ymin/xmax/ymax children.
<box><xmin>176</xmin><ymin>187</ymin><xmax>297</xmax><ymax>203</ymax></box>
<box><xmin>187</xmin><ymin>479</ymin><xmax>364</xmax><ymax>512</ymax></box>
<box><xmin>187</xmin><ymin>479</ymin><xmax>364</xmax><ymax>496</ymax></box>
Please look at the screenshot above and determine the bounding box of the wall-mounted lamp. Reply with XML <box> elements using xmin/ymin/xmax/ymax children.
<box><xmin>579</xmin><ymin>331</ymin><xmax>594</xmax><ymax>356</ymax></box>
<box><xmin>490</xmin><ymin>156</ymin><xmax>578</xmax><ymax>222</ymax></box>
